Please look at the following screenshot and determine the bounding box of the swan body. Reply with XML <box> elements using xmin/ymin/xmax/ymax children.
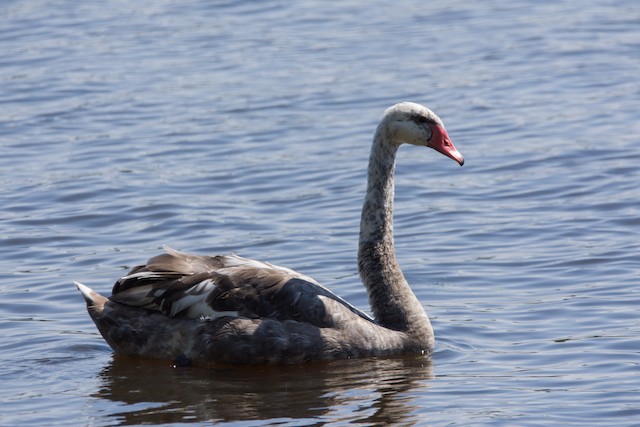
<box><xmin>76</xmin><ymin>102</ymin><xmax>464</xmax><ymax>366</ymax></box>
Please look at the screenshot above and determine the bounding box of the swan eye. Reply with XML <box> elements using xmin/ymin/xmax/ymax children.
<box><xmin>411</xmin><ymin>114</ymin><xmax>436</xmax><ymax>126</ymax></box>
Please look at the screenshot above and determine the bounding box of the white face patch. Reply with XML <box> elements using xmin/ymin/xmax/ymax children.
<box><xmin>381</xmin><ymin>102</ymin><xmax>444</xmax><ymax>147</ymax></box>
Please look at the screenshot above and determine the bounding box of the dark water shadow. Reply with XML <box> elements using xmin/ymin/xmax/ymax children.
<box><xmin>94</xmin><ymin>354</ymin><xmax>434</xmax><ymax>425</ymax></box>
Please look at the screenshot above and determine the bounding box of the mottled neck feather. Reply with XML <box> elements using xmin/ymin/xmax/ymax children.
<box><xmin>358</xmin><ymin>124</ymin><xmax>432</xmax><ymax>338</ymax></box>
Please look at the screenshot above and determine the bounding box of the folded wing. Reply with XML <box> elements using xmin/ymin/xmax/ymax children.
<box><xmin>109</xmin><ymin>246</ymin><xmax>373</xmax><ymax>327</ymax></box>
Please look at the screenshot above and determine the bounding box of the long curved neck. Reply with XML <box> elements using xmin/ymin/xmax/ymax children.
<box><xmin>358</xmin><ymin>126</ymin><xmax>432</xmax><ymax>339</ymax></box>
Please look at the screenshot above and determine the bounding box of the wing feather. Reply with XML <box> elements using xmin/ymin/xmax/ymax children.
<box><xmin>109</xmin><ymin>246</ymin><xmax>374</xmax><ymax>326</ymax></box>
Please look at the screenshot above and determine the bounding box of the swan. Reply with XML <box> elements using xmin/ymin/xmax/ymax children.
<box><xmin>76</xmin><ymin>102</ymin><xmax>464</xmax><ymax>366</ymax></box>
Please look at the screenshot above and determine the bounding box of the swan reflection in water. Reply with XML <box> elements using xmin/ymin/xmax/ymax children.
<box><xmin>94</xmin><ymin>354</ymin><xmax>434</xmax><ymax>425</ymax></box>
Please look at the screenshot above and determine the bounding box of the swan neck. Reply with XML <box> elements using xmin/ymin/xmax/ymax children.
<box><xmin>360</xmin><ymin>130</ymin><xmax>397</xmax><ymax>245</ymax></box>
<box><xmin>358</xmin><ymin>127</ymin><xmax>432</xmax><ymax>340</ymax></box>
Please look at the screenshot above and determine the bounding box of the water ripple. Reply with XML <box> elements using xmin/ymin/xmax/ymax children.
<box><xmin>1</xmin><ymin>0</ymin><xmax>639</xmax><ymax>426</ymax></box>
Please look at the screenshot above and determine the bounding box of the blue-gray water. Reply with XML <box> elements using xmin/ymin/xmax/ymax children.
<box><xmin>1</xmin><ymin>1</ymin><xmax>639</xmax><ymax>426</ymax></box>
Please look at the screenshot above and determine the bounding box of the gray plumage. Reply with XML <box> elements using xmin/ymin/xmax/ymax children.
<box><xmin>76</xmin><ymin>102</ymin><xmax>464</xmax><ymax>366</ymax></box>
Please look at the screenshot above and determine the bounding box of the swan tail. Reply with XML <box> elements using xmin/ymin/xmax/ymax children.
<box><xmin>75</xmin><ymin>281</ymin><xmax>196</xmax><ymax>361</ymax></box>
<box><xmin>75</xmin><ymin>282</ymin><xmax>108</xmax><ymax>308</ymax></box>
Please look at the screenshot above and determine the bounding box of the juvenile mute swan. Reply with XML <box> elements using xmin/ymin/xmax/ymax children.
<box><xmin>76</xmin><ymin>102</ymin><xmax>464</xmax><ymax>366</ymax></box>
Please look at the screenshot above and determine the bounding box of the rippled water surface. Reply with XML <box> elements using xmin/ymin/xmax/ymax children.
<box><xmin>1</xmin><ymin>1</ymin><xmax>639</xmax><ymax>426</ymax></box>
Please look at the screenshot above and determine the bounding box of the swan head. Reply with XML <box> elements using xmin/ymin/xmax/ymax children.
<box><xmin>381</xmin><ymin>102</ymin><xmax>464</xmax><ymax>166</ymax></box>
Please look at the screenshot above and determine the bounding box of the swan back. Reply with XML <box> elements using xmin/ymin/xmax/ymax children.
<box><xmin>109</xmin><ymin>246</ymin><xmax>374</xmax><ymax>325</ymax></box>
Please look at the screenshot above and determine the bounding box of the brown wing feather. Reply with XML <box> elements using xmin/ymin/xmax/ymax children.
<box><xmin>109</xmin><ymin>246</ymin><xmax>374</xmax><ymax>326</ymax></box>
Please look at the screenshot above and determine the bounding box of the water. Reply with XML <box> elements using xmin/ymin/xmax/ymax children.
<box><xmin>1</xmin><ymin>0</ymin><xmax>639</xmax><ymax>425</ymax></box>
